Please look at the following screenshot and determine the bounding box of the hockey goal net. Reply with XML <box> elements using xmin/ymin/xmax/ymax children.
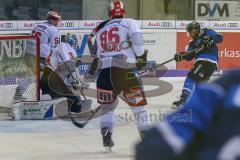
<box><xmin>0</xmin><ymin>35</ymin><xmax>40</xmax><ymax>108</ymax></box>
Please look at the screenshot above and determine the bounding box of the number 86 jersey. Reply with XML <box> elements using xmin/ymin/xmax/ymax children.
<box><xmin>95</xmin><ymin>18</ymin><xmax>145</xmax><ymax>69</ymax></box>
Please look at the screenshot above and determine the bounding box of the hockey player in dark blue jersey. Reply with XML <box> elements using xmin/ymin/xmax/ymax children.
<box><xmin>173</xmin><ymin>21</ymin><xmax>223</xmax><ymax>107</ymax></box>
<box><xmin>136</xmin><ymin>69</ymin><xmax>240</xmax><ymax>160</ymax></box>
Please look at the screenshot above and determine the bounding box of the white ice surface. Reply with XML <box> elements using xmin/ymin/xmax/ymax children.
<box><xmin>0</xmin><ymin>77</ymin><xmax>185</xmax><ymax>160</ymax></box>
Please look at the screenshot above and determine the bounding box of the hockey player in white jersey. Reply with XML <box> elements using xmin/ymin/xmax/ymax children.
<box><xmin>86</xmin><ymin>0</ymin><xmax>150</xmax><ymax>150</ymax></box>
<box><xmin>13</xmin><ymin>10</ymin><xmax>61</xmax><ymax>101</ymax></box>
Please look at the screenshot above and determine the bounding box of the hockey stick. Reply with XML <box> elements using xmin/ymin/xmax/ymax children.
<box><xmin>140</xmin><ymin>46</ymin><xmax>205</xmax><ymax>76</ymax></box>
<box><xmin>139</xmin><ymin>58</ymin><xmax>174</xmax><ymax>76</ymax></box>
<box><xmin>70</xmin><ymin>106</ymin><xmax>101</xmax><ymax>128</ymax></box>
<box><xmin>156</xmin><ymin>58</ymin><xmax>175</xmax><ymax>68</ymax></box>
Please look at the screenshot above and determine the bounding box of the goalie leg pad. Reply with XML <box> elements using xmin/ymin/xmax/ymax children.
<box><xmin>12</xmin><ymin>98</ymin><xmax>68</xmax><ymax>120</ymax></box>
<box><xmin>188</xmin><ymin>60</ymin><xmax>217</xmax><ymax>82</ymax></box>
<box><xmin>40</xmin><ymin>67</ymin><xmax>83</xmax><ymax>112</ymax></box>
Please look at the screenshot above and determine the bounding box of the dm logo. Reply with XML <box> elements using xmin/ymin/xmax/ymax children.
<box><xmin>197</xmin><ymin>2</ymin><xmax>230</xmax><ymax>18</ymax></box>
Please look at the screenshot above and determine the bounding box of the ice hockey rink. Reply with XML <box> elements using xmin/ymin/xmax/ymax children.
<box><xmin>0</xmin><ymin>77</ymin><xmax>186</xmax><ymax>160</ymax></box>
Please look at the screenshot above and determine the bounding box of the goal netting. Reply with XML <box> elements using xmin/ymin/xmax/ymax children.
<box><xmin>0</xmin><ymin>36</ymin><xmax>40</xmax><ymax>108</ymax></box>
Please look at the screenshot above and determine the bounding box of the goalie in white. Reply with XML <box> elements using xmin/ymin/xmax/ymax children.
<box><xmin>41</xmin><ymin>33</ymin><xmax>90</xmax><ymax>113</ymax></box>
<box><xmin>12</xmin><ymin>33</ymin><xmax>90</xmax><ymax>119</ymax></box>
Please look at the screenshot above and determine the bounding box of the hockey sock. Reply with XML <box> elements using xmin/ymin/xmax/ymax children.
<box><xmin>183</xmin><ymin>77</ymin><xmax>196</xmax><ymax>93</ymax></box>
<box><xmin>100</xmin><ymin>110</ymin><xmax>114</xmax><ymax>133</ymax></box>
<box><xmin>100</xmin><ymin>100</ymin><xmax>118</xmax><ymax>133</ymax></box>
<box><xmin>131</xmin><ymin>106</ymin><xmax>150</xmax><ymax>132</ymax></box>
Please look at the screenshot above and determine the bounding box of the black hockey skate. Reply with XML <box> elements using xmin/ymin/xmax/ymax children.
<box><xmin>172</xmin><ymin>89</ymin><xmax>191</xmax><ymax>109</ymax></box>
<box><xmin>172</xmin><ymin>98</ymin><xmax>185</xmax><ymax>109</ymax></box>
<box><xmin>101</xmin><ymin>127</ymin><xmax>114</xmax><ymax>152</ymax></box>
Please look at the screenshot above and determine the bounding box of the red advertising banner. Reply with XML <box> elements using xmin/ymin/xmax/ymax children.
<box><xmin>176</xmin><ymin>32</ymin><xmax>240</xmax><ymax>70</ymax></box>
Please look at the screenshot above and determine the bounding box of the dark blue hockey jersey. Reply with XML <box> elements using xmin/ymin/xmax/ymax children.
<box><xmin>187</xmin><ymin>28</ymin><xmax>223</xmax><ymax>64</ymax></box>
<box><xmin>136</xmin><ymin>69</ymin><xmax>240</xmax><ymax>160</ymax></box>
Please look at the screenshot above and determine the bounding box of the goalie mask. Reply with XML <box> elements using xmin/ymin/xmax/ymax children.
<box><xmin>61</xmin><ymin>34</ymin><xmax>78</xmax><ymax>49</ymax></box>
<box><xmin>108</xmin><ymin>0</ymin><xmax>126</xmax><ymax>19</ymax></box>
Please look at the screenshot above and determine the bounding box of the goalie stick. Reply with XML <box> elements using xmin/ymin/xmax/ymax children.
<box><xmin>56</xmin><ymin>52</ymin><xmax>103</xmax><ymax>128</ymax></box>
<box><xmin>70</xmin><ymin>105</ymin><xmax>101</xmax><ymax>128</ymax></box>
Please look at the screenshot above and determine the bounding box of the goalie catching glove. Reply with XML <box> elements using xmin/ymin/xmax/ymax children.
<box><xmin>65</xmin><ymin>69</ymin><xmax>90</xmax><ymax>91</ymax></box>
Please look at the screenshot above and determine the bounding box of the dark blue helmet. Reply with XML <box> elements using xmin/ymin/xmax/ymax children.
<box><xmin>186</xmin><ymin>21</ymin><xmax>201</xmax><ymax>32</ymax></box>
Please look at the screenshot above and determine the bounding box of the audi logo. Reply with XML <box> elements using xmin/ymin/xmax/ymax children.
<box><xmin>64</xmin><ymin>22</ymin><xmax>74</xmax><ymax>27</ymax></box>
<box><xmin>228</xmin><ymin>23</ymin><xmax>239</xmax><ymax>28</ymax></box>
<box><xmin>160</xmin><ymin>22</ymin><xmax>172</xmax><ymax>27</ymax></box>
<box><xmin>5</xmin><ymin>23</ymin><xmax>13</xmax><ymax>28</ymax></box>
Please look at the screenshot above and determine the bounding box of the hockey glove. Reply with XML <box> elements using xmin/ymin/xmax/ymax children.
<box><xmin>136</xmin><ymin>49</ymin><xmax>148</xmax><ymax>70</ymax></box>
<box><xmin>66</xmin><ymin>70</ymin><xmax>90</xmax><ymax>91</ymax></box>
<box><xmin>71</xmin><ymin>80</ymin><xmax>79</xmax><ymax>90</ymax></box>
<box><xmin>174</xmin><ymin>52</ymin><xmax>195</xmax><ymax>62</ymax></box>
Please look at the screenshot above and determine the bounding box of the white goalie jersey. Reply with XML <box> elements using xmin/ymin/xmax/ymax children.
<box><xmin>48</xmin><ymin>42</ymin><xmax>87</xmax><ymax>89</ymax></box>
<box><xmin>49</xmin><ymin>42</ymin><xmax>78</xmax><ymax>71</ymax></box>
<box><xmin>95</xmin><ymin>18</ymin><xmax>145</xmax><ymax>69</ymax></box>
<box><xmin>32</xmin><ymin>22</ymin><xmax>61</xmax><ymax>58</ymax></box>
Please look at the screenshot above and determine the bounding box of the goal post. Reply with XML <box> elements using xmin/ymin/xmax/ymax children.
<box><xmin>0</xmin><ymin>35</ymin><xmax>40</xmax><ymax>107</ymax></box>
